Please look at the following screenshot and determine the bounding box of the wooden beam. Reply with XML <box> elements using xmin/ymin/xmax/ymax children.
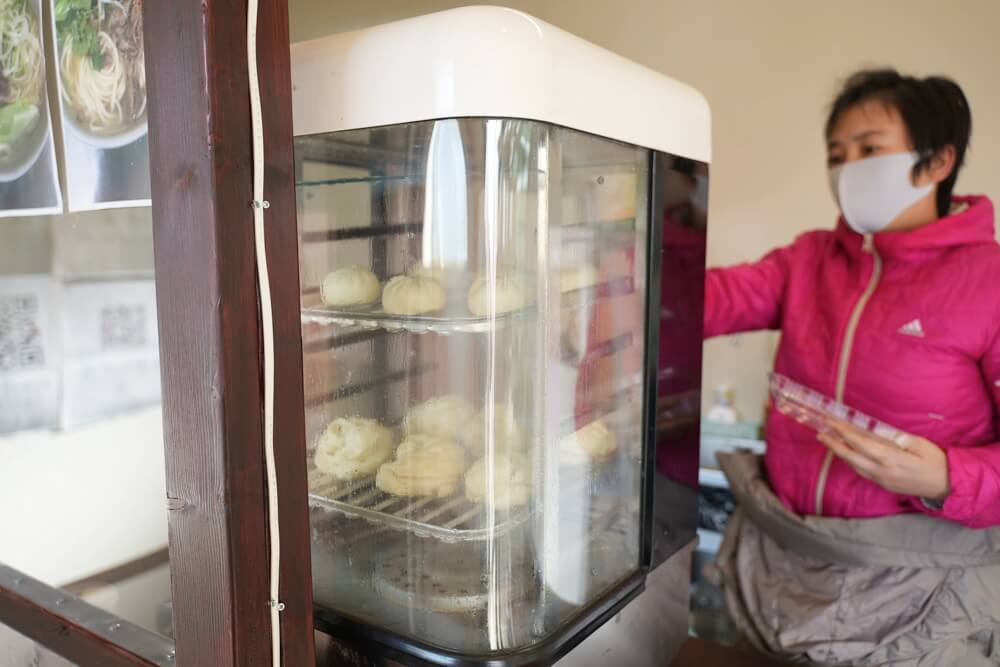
<box><xmin>142</xmin><ymin>0</ymin><xmax>314</xmax><ymax>664</ymax></box>
<box><xmin>0</xmin><ymin>564</ymin><xmax>168</xmax><ymax>667</ymax></box>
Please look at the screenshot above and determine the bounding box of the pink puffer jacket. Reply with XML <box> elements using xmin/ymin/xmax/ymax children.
<box><xmin>706</xmin><ymin>195</ymin><xmax>1000</xmax><ymax>528</ymax></box>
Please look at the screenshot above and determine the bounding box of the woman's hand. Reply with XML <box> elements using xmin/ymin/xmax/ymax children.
<box><xmin>817</xmin><ymin>419</ymin><xmax>950</xmax><ymax>501</ymax></box>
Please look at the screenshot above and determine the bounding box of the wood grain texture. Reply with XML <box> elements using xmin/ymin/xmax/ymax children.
<box><xmin>0</xmin><ymin>575</ymin><xmax>158</xmax><ymax>667</ymax></box>
<box><xmin>143</xmin><ymin>0</ymin><xmax>314</xmax><ymax>664</ymax></box>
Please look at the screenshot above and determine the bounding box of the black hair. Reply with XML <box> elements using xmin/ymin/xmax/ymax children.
<box><xmin>826</xmin><ymin>69</ymin><xmax>972</xmax><ymax>218</ymax></box>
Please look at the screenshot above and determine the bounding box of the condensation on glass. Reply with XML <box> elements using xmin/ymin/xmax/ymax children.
<box><xmin>297</xmin><ymin>118</ymin><xmax>650</xmax><ymax>654</ymax></box>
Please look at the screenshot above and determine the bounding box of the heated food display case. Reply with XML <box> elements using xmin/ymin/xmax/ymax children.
<box><xmin>291</xmin><ymin>7</ymin><xmax>710</xmax><ymax>664</ymax></box>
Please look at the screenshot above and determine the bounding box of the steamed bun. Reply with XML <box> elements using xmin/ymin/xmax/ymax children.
<box><xmin>465</xmin><ymin>452</ymin><xmax>531</xmax><ymax>509</ymax></box>
<box><xmin>403</xmin><ymin>395</ymin><xmax>477</xmax><ymax>442</ymax></box>
<box><xmin>375</xmin><ymin>434</ymin><xmax>467</xmax><ymax>498</ymax></box>
<box><xmin>314</xmin><ymin>417</ymin><xmax>395</xmax><ymax>480</ymax></box>
<box><xmin>467</xmin><ymin>275</ymin><xmax>531</xmax><ymax>317</ymax></box>
<box><xmin>382</xmin><ymin>274</ymin><xmax>447</xmax><ymax>315</ymax></box>
<box><xmin>320</xmin><ymin>265</ymin><xmax>381</xmax><ymax>307</ymax></box>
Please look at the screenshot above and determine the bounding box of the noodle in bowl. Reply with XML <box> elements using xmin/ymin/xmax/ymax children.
<box><xmin>0</xmin><ymin>0</ymin><xmax>50</xmax><ymax>182</ymax></box>
<box><xmin>58</xmin><ymin>0</ymin><xmax>147</xmax><ymax>149</ymax></box>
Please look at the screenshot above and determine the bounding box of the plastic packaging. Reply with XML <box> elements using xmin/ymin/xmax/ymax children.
<box><xmin>768</xmin><ymin>373</ymin><xmax>908</xmax><ymax>448</ymax></box>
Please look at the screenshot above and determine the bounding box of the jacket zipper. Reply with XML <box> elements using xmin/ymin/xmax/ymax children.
<box><xmin>814</xmin><ymin>234</ymin><xmax>883</xmax><ymax>515</ymax></box>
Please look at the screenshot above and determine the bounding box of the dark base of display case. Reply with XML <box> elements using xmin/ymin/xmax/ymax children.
<box><xmin>314</xmin><ymin>540</ymin><xmax>699</xmax><ymax>667</ymax></box>
<box><xmin>314</xmin><ymin>570</ymin><xmax>646</xmax><ymax>667</ymax></box>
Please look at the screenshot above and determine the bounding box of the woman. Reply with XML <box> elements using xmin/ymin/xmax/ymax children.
<box><xmin>709</xmin><ymin>69</ymin><xmax>1000</xmax><ymax>666</ymax></box>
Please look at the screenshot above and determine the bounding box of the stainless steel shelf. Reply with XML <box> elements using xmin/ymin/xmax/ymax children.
<box><xmin>301</xmin><ymin>306</ymin><xmax>533</xmax><ymax>335</ymax></box>
<box><xmin>300</xmin><ymin>222</ymin><xmax>423</xmax><ymax>244</ymax></box>
<box><xmin>295</xmin><ymin>174</ymin><xmax>418</xmax><ymax>188</ymax></box>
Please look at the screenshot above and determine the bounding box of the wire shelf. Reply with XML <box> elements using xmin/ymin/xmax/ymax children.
<box><xmin>300</xmin><ymin>275</ymin><xmax>633</xmax><ymax>336</ymax></box>
<box><xmin>307</xmin><ymin>472</ymin><xmax>530</xmax><ymax>543</ymax></box>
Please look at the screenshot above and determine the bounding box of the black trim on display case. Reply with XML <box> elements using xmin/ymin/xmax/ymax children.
<box><xmin>640</xmin><ymin>150</ymin><xmax>666</xmax><ymax>569</ymax></box>
<box><xmin>648</xmin><ymin>152</ymin><xmax>708</xmax><ymax>569</ymax></box>
<box><xmin>313</xmin><ymin>571</ymin><xmax>646</xmax><ymax>667</ymax></box>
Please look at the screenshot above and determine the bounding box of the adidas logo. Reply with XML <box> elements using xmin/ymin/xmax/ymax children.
<box><xmin>898</xmin><ymin>319</ymin><xmax>925</xmax><ymax>338</ymax></box>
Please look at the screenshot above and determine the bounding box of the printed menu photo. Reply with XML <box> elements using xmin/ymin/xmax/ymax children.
<box><xmin>51</xmin><ymin>0</ymin><xmax>149</xmax><ymax>211</ymax></box>
<box><xmin>0</xmin><ymin>0</ymin><xmax>63</xmax><ymax>218</ymax></box>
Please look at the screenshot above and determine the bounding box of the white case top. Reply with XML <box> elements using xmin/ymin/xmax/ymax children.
<box><xmin>290</xmin><ymin>6</ymin><xmax>712</xmax><ymax>162</ymax></box>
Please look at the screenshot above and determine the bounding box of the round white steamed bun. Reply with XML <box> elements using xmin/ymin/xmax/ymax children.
<box><xmin>320</xmin><ymin>265</ymin><xmax>381</xmax><ymax>307</ymax></box>
<box><xmin>403</xmin><ymin>395</ymin><xmax>477</xmax><ymax>442</ymax></box>
<box><xmin>382</xmin><ymin>274</ymin><xmax>447</xmax><ymax>315</ymax></box>
<box><xmin>467</xmin><ymin>275</ymin><xmax>531</xmax><ymax>317</ymax></box>
<box><xmin>465</xmin><ymin>451</ymin><xmax>531</xmax><ymax>509</ymax></box>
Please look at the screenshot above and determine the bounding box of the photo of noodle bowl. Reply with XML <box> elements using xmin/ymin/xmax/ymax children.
<box><xmin>54</xmin><ymin>0</ymin><xmax>146</xmax><ymax>149</ymax></box>
<box><xmin>0</xmin><ymin>0</ymin><xmax>50</xmax><ymax>183</ymax></box>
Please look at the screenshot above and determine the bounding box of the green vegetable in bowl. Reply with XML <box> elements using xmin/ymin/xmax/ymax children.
<box><xmin>55</xmin><ymin>0</ymin><xmax>103</xmax><ymax>69</ymax></box>
<box><xmin>54</xmin><ymin>0</ymin><xmax>89</xmax><ymax>22</ymax></box>
<box><xmin>0</xmin><ymin>99</ymin><xmax>39</xmax><ymax>147</ymax></box>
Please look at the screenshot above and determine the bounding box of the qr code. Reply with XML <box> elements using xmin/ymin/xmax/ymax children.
<box><xmin>100</xmin><ymin>305</ymin><xmax>147</xmax><ymax>349</ymax></box>
<box><xmin>0</xmin><ymin>294</ymin><xmax>45</xmax><ymax>371</ymax></box>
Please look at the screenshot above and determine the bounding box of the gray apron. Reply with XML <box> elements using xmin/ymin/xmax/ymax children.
<box><xmin>715</xmin><ymin>451</ymin><xmax>1000</xmax><ymax>666</ymax></box>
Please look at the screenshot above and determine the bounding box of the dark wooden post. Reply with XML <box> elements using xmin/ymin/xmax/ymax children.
<box><xmin>142</xmin><ymin>0</ymin><xmax>315</xmax><ymax>665</ymax></box>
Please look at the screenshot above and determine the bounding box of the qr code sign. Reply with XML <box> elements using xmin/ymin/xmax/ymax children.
<box><xmin>0</xmin><ymin>294</ymin><xmax>45</xmax><ymax>371</ymax></box>
<box><xmin>100</xmin><ymin>305</ymin><xmax>147</xmax><ymax>349</ymax></box>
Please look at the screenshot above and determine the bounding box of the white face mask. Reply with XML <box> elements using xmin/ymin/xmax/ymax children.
<box><xmin>828</xmin><ymin>152</ymin><xmax>933</xmax><ymax>234</ymax></box>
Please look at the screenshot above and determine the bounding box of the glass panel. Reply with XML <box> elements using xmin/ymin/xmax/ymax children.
<box><xmin>0</xmin><ymin>0</ymin><xmax>169</xmax><ymax>653</ymax></box>
<box><xmin>652</xmin><ymin>155</ymin><xmax>708</xmax><ymax>567</ymax></box>
<box><xmin>0</xmin><ymin>211</ymin><xmax>171</xmax><ymax>641</ymax></box>
<box><xmin>298</xmin><ymin>119</ymin><xmax>649</xmax><ymax>655</ymax></box>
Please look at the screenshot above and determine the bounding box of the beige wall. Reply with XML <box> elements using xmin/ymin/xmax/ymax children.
<box><xmin>288</xmin><ymin>0</ymin><xmax>1000</xmax><ymax>422</ymax></box>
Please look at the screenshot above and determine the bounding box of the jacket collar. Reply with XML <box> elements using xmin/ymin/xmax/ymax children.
<box><xmin>834</xmin><ymin>195</ymin><xmax>996</xmax><ymax>260</ymax></box>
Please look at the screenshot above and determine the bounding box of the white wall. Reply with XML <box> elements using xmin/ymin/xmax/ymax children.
<box><xmin>288</xmin><ymin>0</ymin><xmax>1000</xmax><ymax>421</ymax></box>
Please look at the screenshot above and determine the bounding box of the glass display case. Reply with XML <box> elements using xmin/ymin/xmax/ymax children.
<box><xmin>299</xmin><ymin>118</ymin><xmax>648</xmax><ymax>655</ymax></box>
<box><xmin>291</xmin><ymin>6</ymin><xmax>711</xmax><ymax>664</ymax></box>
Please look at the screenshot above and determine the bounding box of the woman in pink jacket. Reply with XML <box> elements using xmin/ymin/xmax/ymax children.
<box><xmin>711</xmin><ymin>69</ymin><xmax>1000</xmax><ymax>666</ymax></box>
